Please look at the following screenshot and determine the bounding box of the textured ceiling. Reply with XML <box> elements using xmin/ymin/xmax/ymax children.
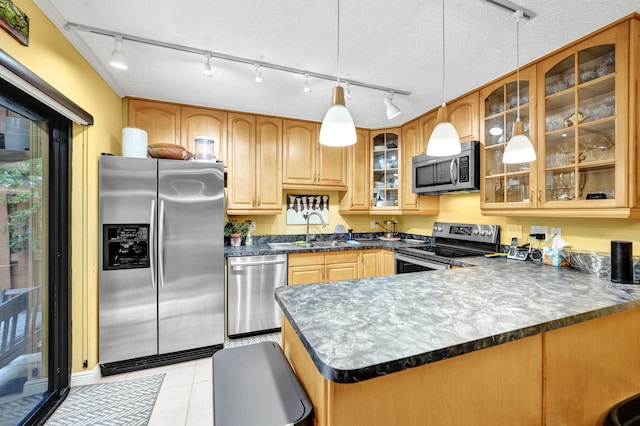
<box><xmin>35</xmin><ymin>0</ymin><xmax>640</xmax><ymax>128</ymax></box>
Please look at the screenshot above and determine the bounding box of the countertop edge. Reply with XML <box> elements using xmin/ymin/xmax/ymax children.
<box><xmin>277</xmin><ymin>291</ymin><xmax>640</xmax><ymax>384</ymax></box>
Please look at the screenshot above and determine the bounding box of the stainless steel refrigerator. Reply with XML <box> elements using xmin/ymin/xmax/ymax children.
<box><xmin>98</xmin><ymin>155</ymin><xmax>224</xmax><ymax>370</ymax></box>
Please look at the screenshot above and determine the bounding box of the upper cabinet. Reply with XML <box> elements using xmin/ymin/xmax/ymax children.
<box><xmin>481</xmin><ymin>18</ymin><xmax>640</xmax><ymax>218</ymax></box>
<box><xmin>181</xmin><ymin>107</ymin><xmax>227</xmax><ymax>164</ymax></box>
<box><xmin>371</xmin><ymin>129</ymin><xmax>400</xmax><ymax>210</ymax></box>
<box><xmin>282</xmin><ymin>119</ymin><xmax>347</xmax><ymax>190</ymax></box>
<box><xmin>339</xmin><ymin>128</ymin><xmax>370</xmax><ymax>214</ymax></box>
<box><xmin>480</xmin><ymin>64</ymin><xmax>537</xmax><ymax>210</ymax></box>
<box><xmin>128</xmin><ymin>98</ymin><xmax>227</xmax><ymax>165</ymax></box>
<box><xmin>448</xmin><ymin>92</ymin><xmax>480</xmax><ymax>142</ymax></box>
<box><xmin>400</xmin><ymin>119</ymin><xmax>439</xmax><ymax>214</ymax></box>
<box><xmin>226</xmin><ymin>113</ymin><xmax>282</xmax><ymax>214</ymax></box>
<box><xmin>128</xmin><ymin>99</ymin><xmax>181</xmax><ymax>147</ymax></box>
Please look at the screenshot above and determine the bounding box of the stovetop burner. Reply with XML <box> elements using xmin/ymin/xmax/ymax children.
<box><xmin>397</xmin><ymin>222</ymin><xmax>501</xmax><ymax>260</ymax></box>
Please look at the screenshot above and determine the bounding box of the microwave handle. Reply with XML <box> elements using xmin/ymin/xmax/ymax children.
<box><xmin>450</xmin><ymin>158</ymin><xmax>459</xmax><ymax>185</ymax></box>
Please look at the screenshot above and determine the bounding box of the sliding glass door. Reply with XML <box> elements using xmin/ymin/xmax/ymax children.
<box><xmin>0</xmin><ymin>78</ymin><xmax>70</xmax><ymax>425</ymax></box>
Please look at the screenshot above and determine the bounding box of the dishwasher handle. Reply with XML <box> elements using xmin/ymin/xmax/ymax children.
<box><xmin>230</xmin><ymin>259</ymin><xmax>287</xmax><ymax>269</ymax></box>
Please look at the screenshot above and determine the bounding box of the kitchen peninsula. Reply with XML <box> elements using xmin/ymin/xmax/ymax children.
<box><xmin>275</xmin><ymin>257</ymin><xmax>640</xmax><ymax>425</ymax></box>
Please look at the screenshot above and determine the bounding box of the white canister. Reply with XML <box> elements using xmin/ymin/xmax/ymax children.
<box><xmin>122</xmin><ymin>127</ymin><xmax>148</xmax><ymax>158</ymax></box>
<box><xmin>195</xmin><ymin>136</ymin><xmax>215</xmax><ymax>161</ymax></box>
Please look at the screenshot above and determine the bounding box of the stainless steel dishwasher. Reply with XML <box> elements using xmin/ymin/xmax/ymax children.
<box><xmin>227</xmin><ymin>254</ymin><xmax>288</xmax><ymax>338</ymax></box>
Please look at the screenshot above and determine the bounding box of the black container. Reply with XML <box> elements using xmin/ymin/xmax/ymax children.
<box><xmin>611</xmin><ymin>240</ymin><xmax>634</xmax><ymax>284</ymax></box>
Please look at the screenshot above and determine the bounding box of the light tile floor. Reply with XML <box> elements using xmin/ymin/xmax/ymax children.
<box><xmin>96</xmin><ymin>332</ymin><xmax>281</xmax><ymax>426</ymax></box>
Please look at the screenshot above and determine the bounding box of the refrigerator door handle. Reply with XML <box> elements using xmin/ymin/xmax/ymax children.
<box><xmin>158</xmin><ymin>199</ymin><xmax>165</xmax><ymax>288</ymax></box>
<box><xmin>149</xmin><ymin>199</ymin><xmax>156</xmax><ymax>289</ymax></box>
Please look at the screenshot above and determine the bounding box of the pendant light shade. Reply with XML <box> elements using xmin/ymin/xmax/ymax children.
<box><xmin>319</xmin><ymin>86</ymin><xmax>357</xmax><ymax>147</ymax></box>
<box><xmin>503</xmin><ymin>121</ymin><xmax>536</xmax><ymax>163</ymax></box>
<box><xmin>503</xmin><ymin>10</ymin><xmax>536</xmax><ymax>164</ymax></box>
<box><xmin>427</xmin><ymin>104</ymin><xmax>461</xmax><ymax>156</ymax></box>
<box><xmin>320</xmin><ymin>0</ymin><xmax>357</xmax><ymax>147</ymax></box>
<box><xmin>426</xmin><ymin>0</ymin><xmax>460</xmax><ymax>156</ymax></box>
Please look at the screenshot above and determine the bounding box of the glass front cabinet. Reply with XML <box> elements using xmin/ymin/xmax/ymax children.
<box><xmin>371</xmin><ymin>130</ymin><xmax>400</xmax><ymax>209</ymax></box>
<box><xmin>480</xmin><ymin>65</ymin><xmax>537</xmax><ymax>210</ymax></box>
<box><xmin>482</xmin><ymin>20</ymin><xmax>640</xmax><ymax>217</ymax></box>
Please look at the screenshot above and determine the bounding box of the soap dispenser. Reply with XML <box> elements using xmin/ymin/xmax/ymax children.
<box><xmin>245</xmin><ymin>231</ymin><xmax>253</xmax><ymax>246</ymax></box>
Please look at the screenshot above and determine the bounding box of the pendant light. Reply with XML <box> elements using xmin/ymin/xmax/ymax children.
<box><xmin>426</xmin><ymin>0</ymin><xmax>460</xmax><ymax>157</ymax></box>
<box><xmin>319</xmin><ymin>0</ymin><xmax>357</xmax><ymax>147</ymax></box>
<box><xmin>502</xmin><ymin>10</ymin><xmax>536</xmax><ymax>164</ymax></box>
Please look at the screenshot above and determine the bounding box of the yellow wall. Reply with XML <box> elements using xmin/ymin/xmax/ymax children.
<box><xmin>4</xmin><ymin>1</ymin><xmax>123</xmax><ymax>373</ymax></box>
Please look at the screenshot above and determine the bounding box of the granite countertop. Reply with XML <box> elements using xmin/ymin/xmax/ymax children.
<box><xmin>274</xmin><ymin>256</ymin><xmax>640</xmax><ymax>384</ymax></box>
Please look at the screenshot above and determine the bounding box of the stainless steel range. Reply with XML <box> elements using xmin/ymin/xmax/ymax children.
<box><xmin>394</xmin><ymin>222</ymin><xmax>500</xmax><ymax>273</ymax></box>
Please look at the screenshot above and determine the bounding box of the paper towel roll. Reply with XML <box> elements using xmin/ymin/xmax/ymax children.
<box><xmin>122</xmin><ymin>127</ymin><xmax>148</xmax><ymax>158</ymax></box>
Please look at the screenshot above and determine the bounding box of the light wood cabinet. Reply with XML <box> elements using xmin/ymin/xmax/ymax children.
<box><xmin>282</xmin><ymin>119</ymin><xmax>347</xmax><ymax>190</ymax></box>
<box><xmin>447</xmin><ymin>92</ymin><xmax>480</xmax><ymax>142</ymax></box>
<box><xmin>480</xmin><ymin>64</ymin><xmax>537</xmax><ymax>211</ymax></box>
<box><xmin>481</xmin><ymin>19</ymin><xmax>640</xmax><ymax>217</ymax></box>
<box><xmin>339</xmin><ymin>128</ymin><xmax>370</xmax><ymax>214</ymax></box>
<box><xmin>380</xmin><ymin>249</ymin><xmax>396</xmax><ymax>276</ymax></box>
<box><xmin>128</xmin><ymin>98</ymin><xmax>180</xmax><ymax>147</ymax></box>
<box><xmin>181</xmin><ymin>106</ymin><xmax>226</xmax><ymax>164</ymax></box>
<box><xmin>288</xmin><ymin>251</ymin><xmax>359</xmax><ymax>285</ymax></box>
<box><xmin>127</xmin><ymin>98</ymin><xmax>227</xmax><ymax>164</ymax></box>
<box><xmin>226</xmin><ymin>113</ymin><xmax>282</xmax><ymax>214</ymax></box>
<box><xmin>400</xmin><ymin>119</ymin><xmax>439</xmax><ymax>214</ymax></box>
<box><xmin>371</xmin><ymin>129</ymin><xmax>400</xmax><ymax>210</ymax></box>
<box><xmin>358</xmin><ymin>250</ymin><xmax>380</xmax><ymax>278</ymax></box>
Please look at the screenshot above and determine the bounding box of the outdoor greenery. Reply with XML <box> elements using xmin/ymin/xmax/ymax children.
<box><xmin>0</xmin><ymin>159</ymin><xmax>42</xmax><ymax>253</ymax></box>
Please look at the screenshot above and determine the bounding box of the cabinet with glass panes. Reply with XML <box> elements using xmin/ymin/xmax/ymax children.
<box><xmin>480</xmin><ymin>64</ymin><xmax>536</xmax><ymax>210</ymax></box>
<box><xmin>371</xmin><ymin>130</ymin><xmax>399</xmax><ymax>209</ymax></box>
<box><xmin>536</xmin><ymin>23</ymin><xmax>631</xmax><ymax>215</ymax></box>
<box><xmin>482</xmin><ymin>19</ymin><xmax>640</xmax><ymax>217</ymax></box>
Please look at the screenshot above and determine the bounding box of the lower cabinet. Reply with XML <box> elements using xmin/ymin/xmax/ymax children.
<box><xmin>288</xmin><ymin>250</ymin><xmax>382</xmax><ymax>285</ymax></box>
<box><xmin>380</xmin><ymin>250</ymin><xmax>396</xmax><ymax>276</ymax></box>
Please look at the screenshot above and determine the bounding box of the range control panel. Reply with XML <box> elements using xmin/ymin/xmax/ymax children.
<box><xmin>432</xmin><ymin>222</ymin><xmax>500</xmax><ymax>245</ymax></box>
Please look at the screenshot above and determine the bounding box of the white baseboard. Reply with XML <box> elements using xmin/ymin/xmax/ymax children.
<box><xmin>70</xmin><ymin>365</ymin><xmax>101</xmax><ymax>386</ymax></box>
<box><xmin>22</xmin><ymin>378</ymin><xmax>48</xmax><ymax>396</ymax></box>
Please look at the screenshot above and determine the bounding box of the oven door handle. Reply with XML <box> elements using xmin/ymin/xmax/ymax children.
<box><xmin>394</xmin><ymin>252</ymin><xmax>451</xmax><ymax>270</ymax></box>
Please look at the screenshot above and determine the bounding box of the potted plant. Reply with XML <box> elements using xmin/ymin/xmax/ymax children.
<box><xmin>224</xmin><ymin>218</ymin><xmax>250</xmax><ymax>246</ymax></box>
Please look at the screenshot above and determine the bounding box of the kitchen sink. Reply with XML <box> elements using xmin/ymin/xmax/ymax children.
<box><xmin>267</xmin><ymin>241</ymin><xmax>351</xmax><ymax>250</ymax></box>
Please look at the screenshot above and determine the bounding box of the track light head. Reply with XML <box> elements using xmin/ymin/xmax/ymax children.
<box><xmin>203</xmin><ymin>54</ymin><xmax>213</xmax><ymax>77</ymax></box>
<box><xmin>384</xmin><ymin>91</ymin><xmax>401</xmax><ymax>120</ymax></box>
<box><xmin>254</xmin><ymin>64</ymin><xmax>262</xmax><ymax>83</ymax></box>
<box><xmin>303</xmin><ymin>74</ymin><xmax>311</xmax><ymax>93</ymax></box>
<box><xmin>109</xmin><ymin>35</ymin><xmax>128</xmax><ymax>70</ymax></box>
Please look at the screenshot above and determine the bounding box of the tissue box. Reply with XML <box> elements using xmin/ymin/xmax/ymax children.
<box><xmin>543</xmin><ymin>247</ymin><xmax>570</xmax><ymax>267</ymax></box>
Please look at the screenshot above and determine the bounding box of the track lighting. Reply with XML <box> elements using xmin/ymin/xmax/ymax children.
<box><xmin>203</xmin><ymin>54</ymin><xmax>213</xmax><ymax>77</ymax></box>
<box><xmin>66</xmin><ymin>22</ymin><xmax>410</xmax><ymax>99</ymax></box>
<box><xmin>109</xmin><ymin>35</ymin><xmax>128</xmax><ymax>70</ymax></box>
<box><xmin>345</xmin><ymin>82</ymin><xmax>352</xmax><ymax>100</ymax></box>
<box><xmin>384</xmin><ymin>91</ymin><xmax>401</xmax><ymax>120</ymax></box>
<box><xmin>303</xmin><ymin>74</ymin><xmax>311</xmax><ymax>93</ymax></box>
<box><xmin>254</xmin><ymin>64</ymin><xmax>262</xmax><ymax>83</ymax></box>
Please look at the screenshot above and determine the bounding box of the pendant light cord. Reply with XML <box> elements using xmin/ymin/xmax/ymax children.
<box><xmin>336</xmin><ymin>0</ymin><xmax>341</xmax><ymax>85</ymax></box>
<box><xmin>515</xmin><ymin>12</ymin><xmax>521</xmax><ymax>121</ymax></box>
<box><xmin>441</xmin><ymin>0</ymin><xmax>445</xmax><ymax>106</ymax></box>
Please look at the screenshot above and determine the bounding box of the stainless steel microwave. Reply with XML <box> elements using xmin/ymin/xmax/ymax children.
<box><xmin>412</xmin><ymin>141</ymin><xmax>480</xmax><ymax>195</ymax></box>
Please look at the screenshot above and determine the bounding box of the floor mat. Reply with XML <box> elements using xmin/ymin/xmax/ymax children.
<box><xmin>45</xmin><ymin>374</ymin><xmax>164</xmax><ymax>426</ymax></box>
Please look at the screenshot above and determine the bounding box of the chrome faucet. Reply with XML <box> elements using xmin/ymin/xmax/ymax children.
<box><xmin>305</xmin><ymin>211</ymin><xmax>326</xmax><ymax>243</ymax></box>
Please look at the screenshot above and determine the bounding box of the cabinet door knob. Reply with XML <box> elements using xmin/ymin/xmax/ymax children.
<box><xmin>538</xmin><ymin>188</ymin><xmax>543</xmax><ymax>206</ymax></box>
